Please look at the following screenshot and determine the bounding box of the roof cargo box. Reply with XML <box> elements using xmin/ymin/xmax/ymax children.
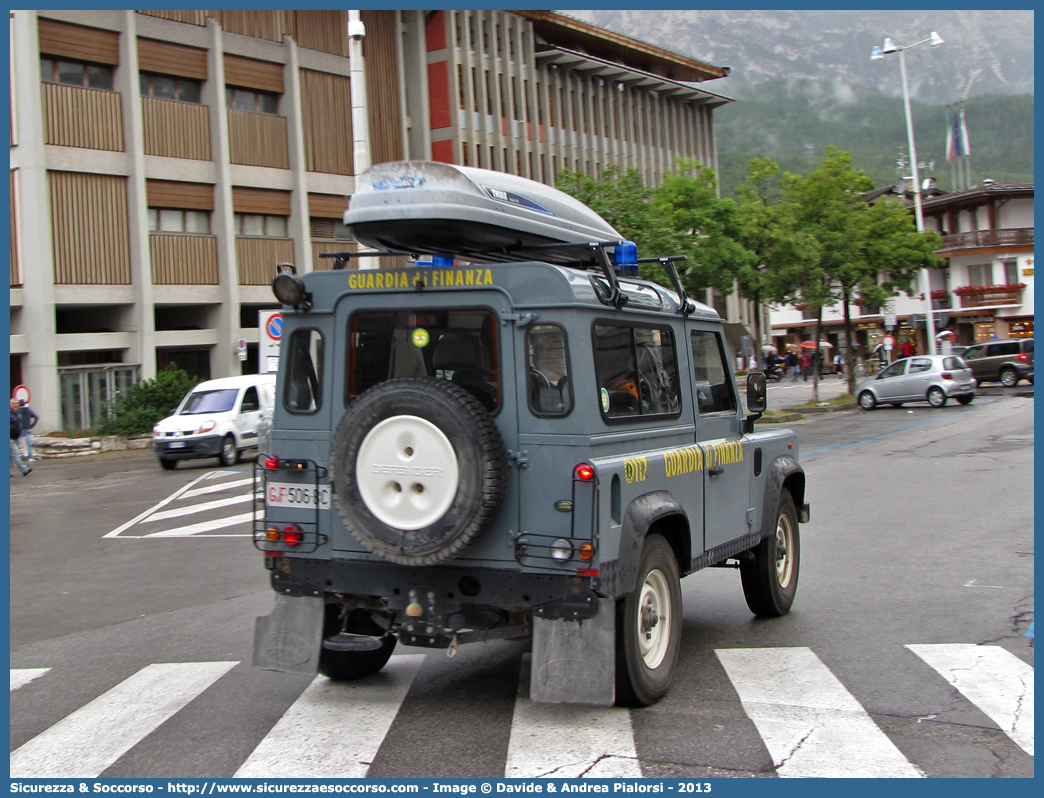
<box><xmin>344</xmin><ymin>161</ymin><xmax>622</xmax><ymax>263</ymax></box>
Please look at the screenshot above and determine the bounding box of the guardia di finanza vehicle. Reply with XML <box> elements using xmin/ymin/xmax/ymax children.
<box><xmin>253</xmin><ymin>161</ymin><xmax>809</xmax><ymax>706</ymax></box>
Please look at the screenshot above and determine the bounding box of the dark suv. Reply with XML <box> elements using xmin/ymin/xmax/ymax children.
<box><xmin>960</xmin><ymin>338</ymin><xmax>1034</xmax><ymax>387</ymax></box>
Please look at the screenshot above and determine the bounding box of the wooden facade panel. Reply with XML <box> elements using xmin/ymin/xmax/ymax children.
<box><xmin>227</xmin><ymin>109</ymin><xmax>289</xmax><ymax>168</ymax></box>
<box><xmin>232</xmin><ymin>186</ymin><xmax>291</xmax><ymax>216</ymax></box>
<box><xmin>42</xmin><ymin>83</ymin><xmax>124</xmax><ymax>151</ymax></box>
<box><xmin>38</xmin><ymin>18</ymin><xmax>119</xmax><ymax>65</ymax></box>
<box><xmin>49</xmin><ymin>171</ymin><xmax>131</xmax><ymax>285</ymax></box>
<box><xmin>142</xmin><ymin>97</ymin><xmax>211</xmax><ymax>160</ymax></box>
<box><xmin>208</xmin><ymin>10</ymin><xmax>291</xmax><ymax>44</ymax></box>
<box><xmin>293</xmin><ymin>11</ymin><xmax>349</xmax><ymax>58</ymax></box>
<box><xmin>300</xmin><ymin>70</ymin><xmax>353</xmax><ymax>175</ymax></box>
<box><xmin>150</xmin><ymin>233</ymin><xmax>219</xmax><ymax>284</ymax></box>
<box><xmin>236</xmin><ymin>236</ymin><xmax>294</xmax><ymax>285</ymax></box>
<box><xmin>146</xmin><ymin>180</ymin><xmax>214</xmax><ymax>211</ymax></box>
<box><xmin>308</xmin><ymin>192</ymin><xmax>348</xmax><ymax>219</ymax></box>
<box><xmin>361</xmin><ymin>10</ymin><xmax>403</xmax><ymax>165</ymax></box>
<box><xmin>11</xmin><ymin>170</ymin><xmax>21</xmax><ymax>287</ymax></box>
<box><xmin>137</xmin><ymin>10</ymin><xmax>206</xmax><ymax>26</ymax></box>
<box><xmin>137</xmin><ymin>38</ymin><xmax>208</xmax><ymax>80</ymax></box>
<box><xmin>223</xmin><ymin>53</ymin><xmax>284</xmax><ymax>93</ymax></box>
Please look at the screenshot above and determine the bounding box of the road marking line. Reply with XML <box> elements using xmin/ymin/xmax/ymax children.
<box><xmin>181</xmin><ymin>477</ymin><xmax>254</xmax><ymax>499</ymax></box>
<box><xmin>143</xmin><ymin>493</ymin><xmax>253</xmax><ymax>523</ymax></box>
<box><xmin>235</xmin><ymin>655</ymin><xmax>425</xmax><ymax>778</ymax></box>
<box><xmin>10</xmin><ymin>668</ymin><xmax>50</xmax><ymax>692</ymax></box>
<box><xmin>906</xmin><ymin>643</ymin><xmax>1034</xmax><ymax>757</ymax></box>
<box><xmin>103</xmin><ymin>472</ymin><xmax>214</xmax><ymax>538</ymax></box>
<box><xmin>143</xmin><ymin>512</ymin><xmax>254</xmax><ymax>537</ymax></box>
<box><xmin>9</xmin><ymin>661</ymin><xmax>237</xmax><ymax>778</ymax></box>
<box><xmin>506</xmin><ymin>655</ymin><xmax>641</xmax><ymax>778</ymax></box>
<box><xmin>715</xmin><ymin>647</ymin><xmax>923</xmax><ymax>778</ymax></box>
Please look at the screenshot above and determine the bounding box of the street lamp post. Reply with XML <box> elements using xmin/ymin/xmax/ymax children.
<box><xmin>871</xmin><ymin>32</ymin><xmax>944</xmax><ymax>354</ymax></box>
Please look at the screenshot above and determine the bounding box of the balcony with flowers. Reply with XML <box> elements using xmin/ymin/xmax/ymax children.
<box><xmin>952</xmin><ymin>283</ymin><xmax>1026</xmax><ymax>308</ymax></box>
<box><xmin>930</xmin><ymin>289</ymin><xmax>951</xmax><ymax>310</ymax></box>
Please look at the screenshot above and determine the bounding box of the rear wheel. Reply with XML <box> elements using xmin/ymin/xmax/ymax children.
<box><xmin>858</xmin><ymin>391</ymin><xmax>877</xmax><ymax>411</ymax></box>
<box><xmin>318</xmin><ymin>605</ymin><xmax>397</xmax><ymax>681</ymax></box>
<box><xmin>956</xmin><ymin>395</ymin><xmax>974</xmax><ymax>406</ymax></box>
<box><xmin>159</xmin><ymin>458</ymin><xmax>177</xmax><ymax>471</ymax></box>
<box><xmin>927</xmin><ymin>387</ymin><xmax>947</xmax><ymax>408</ymax></box>
<box><xmin>615</xmin><ymin>534</ymin><xmax>682</xmax><ymax>707</ymax></box>
<box><xmin>219</xmin><ymin>434</ymin><xmax>239</xmax><ymax>466</ymax></box>
<box><xmin>741</xmin><ymin>491</ymin><xmax>800</xmax><ymax>618</ymax></box>
<box><xmin>1000</xmin><ymin>367</ymin><xmax>1019</xmax><ymax>388</ymax></box>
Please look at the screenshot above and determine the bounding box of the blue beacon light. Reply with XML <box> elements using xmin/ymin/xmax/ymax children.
<box><xmin>614</xmin><ymin>241</ymin><xmax>638</xmax><ymax>274</ymax></box>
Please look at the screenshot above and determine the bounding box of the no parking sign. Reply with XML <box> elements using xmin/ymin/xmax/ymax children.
<box><xmin>259</xmin><ymin>311</ymin><xmax>283</xmax><ymax>374</ymax></box>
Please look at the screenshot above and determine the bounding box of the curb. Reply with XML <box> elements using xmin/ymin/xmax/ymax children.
<box><xmin>30</xmin><ymin>434</ymin><xmax>153</xmax><ymax>459</ymax></box>
<box><xmin>781</xmin><ymin>402</ymin><xmax>858</xmax><ymax>414</ymax></box>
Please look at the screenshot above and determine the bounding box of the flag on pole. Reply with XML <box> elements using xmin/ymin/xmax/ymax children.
<box><xmin>945</xmin><ymin>105</ymin><xmax>956</xmax><ymax>161</ymax></box>
<box><xmin>959</xmin><ymin>103</ymin><xmax>971</xmax><ymax>157</ymax></box>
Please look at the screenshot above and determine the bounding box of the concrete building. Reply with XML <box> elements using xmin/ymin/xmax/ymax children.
<box><xmin>10</xmin><ymin>9</ymin><xmax>743</xmax><ymax>432</ymax></box>
<box><xmin>770</xmin><ymin>182</ymin><xmax>1034</xmax><ymax>356</ymax></box>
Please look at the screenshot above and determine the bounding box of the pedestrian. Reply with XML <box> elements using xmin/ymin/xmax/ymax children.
<box><xmin>833</xmin><ymin>352</ymin><xmax>843</xmax><ymax>377</ymax></box>
<box><xmin>799</xmin><ymin>350</ymin><xmax>812</xmax><ymax>381</ymax></box>
<box><xmin>747</xmin><ymin>354</ymin><xmax>757</xmax><ymax>372</ymax></box>
<box><xmin>16</xmin><ymin>399</ymin><xmax>38</xmax><ymax>461</ymax></box>
<box><xmin>10</xmin><ymin>399</ymin><xmax>31</xmax><ymax>476</ymax></box>
<box><xmin>785</xmin><ymin>350</ymin><xmax>799</xmax><ymax>381</ymax></box>
<box><xmin>900</xmin><ymin>339</ymin><xmax>914</xmax><ymax>359</ymax></box>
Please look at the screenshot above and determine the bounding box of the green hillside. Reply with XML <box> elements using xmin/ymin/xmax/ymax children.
<box><xmin>715</xmin><ymin>80</ymin><xmax>1033</xmax><ymax>198</ymax></box>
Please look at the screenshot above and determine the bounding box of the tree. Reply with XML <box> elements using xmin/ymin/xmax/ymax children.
<box><xmin>780</xmin><ymin>148</ymin><xmax>944</xmax><ymax>397</ymax></box>
<box><xmin>97</xmin><ymin>365</ymin><xmax>199</xmax><ymax>436</ymax></box>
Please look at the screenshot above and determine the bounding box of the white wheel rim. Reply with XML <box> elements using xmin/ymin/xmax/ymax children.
<box><xmin>775</xmin><ymin>513</ymin><xmax>795</xmax><ymax>588</ymax></box>
<box><xmin>636</xmin><ymin>568</ymin><xmax>672</xmax><ymax>669</ymax></box>
<box><xmin>355</xmin><ymin>415</ymin><xmax>459</xmax><ymax>531</ymax></box>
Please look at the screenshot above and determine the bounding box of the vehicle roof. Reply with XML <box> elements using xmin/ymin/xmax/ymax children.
<box><xmin>190</xmin><ymin>374</ymin><xmax>276</xmax><ymax>391</ymax></box>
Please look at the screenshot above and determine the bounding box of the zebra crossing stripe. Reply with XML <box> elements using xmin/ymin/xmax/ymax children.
<box><xmin>715</xmin><ymin>647</ymin><xmax>923</xmax><ymax>778</ymax></box>
<box><xmin>144</xmin><ymin>493</ymin><xmax>254</xmax><ymax>523</ymax></box>
<box><xmin>181</xmin><ymin>477</ymin><xmax>254</xmax><ymax>499</ymax></box>
<box><xmin>10</xmin><ymin>668</ymin><xmax>50</xmax><ymax>692</ymax></box>
<box><xmin>9</xmin><ymin>661</ymin><xmax>237</xmax><ymax>778</ymax></box>
<box><xmin>103</xmin><ymin>472</ymin><xmax>214</xmax><ymax>537</ymax></box>
<box><xmin>234</xmin><ymin>655</ymin><xmax>425</xmax><ymax>778</ymax></box>
<box><xmin>143</xmin><ymin>512</ymin><xmax>254</xmax><ymax>537</ymax></box>
<box><xmin>505</xmin><ymin>655</ymin><xmax>642</xmax><ymax>778</ymax></box>
<box><xmin>906</xmin><ymin>643</ymin><xmax>1034</xmax><ymax>757</ymax></box>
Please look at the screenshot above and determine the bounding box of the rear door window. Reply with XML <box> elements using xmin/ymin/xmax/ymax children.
<box><xmin>593</xmin><ymin>323</ymin><xmax>680</xmax><ymax>420</ymax></box>
<box><xmin>908</xmin><ymin>358</ymin><xmax>933</xmax><ymax>374</ymax></box>
<box><xmin>348</xmin><ymin>309</ymin><xmax>499</xmax><ymax>412</ymax></box>
<box><xmin>284</xmin><ymin>329</ymin><xmax>324</xmax><ymax>414</ymax></box>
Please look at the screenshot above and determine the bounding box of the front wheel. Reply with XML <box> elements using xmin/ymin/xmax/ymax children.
<box><xmin>858</xmin><ymin>391</ymin><xmax>877</xmax><ymax>411</ymax></box>
<box><xmin>1000</xmin><ymin>367</ymin><xmax>1019</xmax><ymax>388</ymax></box>
<box><xmin>159</xmin><ymin>458</ymin><xmax>177</xmax><ymax>471</ymax></box>
<box><xmin>740</xmin><ymin>491</ymin><xmax>800</xmax><ymax>618</ymax></box>
<box><xmin>219</xmin><ymin>434</ymin><xmax>239</xmax><ymax>466</ymax></box>
<box><xmin>956</xmin><ymin>395</ymin><xmax>974</xmax><ymax>406</ymax></box>
<box><xmin>615</xmin><ymin>534</ymin><xmax>682</xmax><ymax>707</ymax></box>
<box><xmin>927</xmin><ymin>387</ymin><xmax>947</xmax><ymax>408</ymax></box>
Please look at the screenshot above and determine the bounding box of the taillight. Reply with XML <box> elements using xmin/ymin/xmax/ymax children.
<box><xmin>283</xmin><ymin>525</ymin><xmax>303</xmax><ymax>546</ymax></box>
<box><xmin>264</xmin><ymin>456</ymin><xmax>280</xmax><ymax>470</ymax></box>
<box><xmin>1017</xmin><ymin>353</ymin><xmax>1029</xmax><ymax>363</ymax></box>
<box><xmin>574</xmin><ymin>463</ymin><xmax>596</xmax><ymax>481</ymax></box>
<box><xmin>941</xmin><ymin>372</ymin><xmax>952</xmax><ymax>380</ymax></box>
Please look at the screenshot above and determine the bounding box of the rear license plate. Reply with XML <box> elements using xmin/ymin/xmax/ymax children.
<box><xmin>266</xmin><ymin>482</ymin><xmax>331</xmax><ymax>511</ymax></box>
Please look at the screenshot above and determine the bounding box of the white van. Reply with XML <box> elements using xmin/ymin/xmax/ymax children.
<box><xmin>152</xmin><ymin>374</ymin><xmax>276</xmax><ymax>469</ymax></box>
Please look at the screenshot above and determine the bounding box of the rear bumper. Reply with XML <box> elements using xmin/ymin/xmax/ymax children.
<box><xmin>942</xmin><ymin>381</ymin><xmax>976</xmax><ymax>397</ymax></box>
<box><xmin>154</xmin><ymin>434</ymin><xmax>224</xmax><ymax>460</ymax></box>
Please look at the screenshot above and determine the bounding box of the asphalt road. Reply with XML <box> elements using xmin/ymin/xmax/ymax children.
<box><xmin>9</xmin><ymin>392</ymin><xmax>1034</xmax><ymax>778</ymax></box>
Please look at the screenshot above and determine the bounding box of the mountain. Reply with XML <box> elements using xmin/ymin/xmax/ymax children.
<box><xmin>566</xmin><ymin>9</ymin><xmax>1034</xmax><ymax>102</ymax></box>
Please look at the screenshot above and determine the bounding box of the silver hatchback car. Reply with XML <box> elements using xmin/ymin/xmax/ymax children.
<box><xmin>858</xmin><ymin>355</ymin><xmax>977</xmax><ymax>410</ymax></box>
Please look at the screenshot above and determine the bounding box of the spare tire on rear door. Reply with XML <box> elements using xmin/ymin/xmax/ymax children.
<box><xmin>330</xmin><ymin>377</ymin><xmax>507</xmax><ymax>565</ymax></box>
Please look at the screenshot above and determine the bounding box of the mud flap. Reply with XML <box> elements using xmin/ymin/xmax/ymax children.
<box><xmin>252</xmin><ymin>593</ymin><xmax>324</xmax><ymax>674</ymax></box>
<box><xmin>530</xmin><ymin>594</ymin><xmax>616</xmax><ymax>706</ymax></box>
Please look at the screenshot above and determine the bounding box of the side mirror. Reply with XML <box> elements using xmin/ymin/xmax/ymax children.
<box><xmin>744</xmin><ymin>372</ymin><xmax>767</xmax><ymax>434</ymax></box>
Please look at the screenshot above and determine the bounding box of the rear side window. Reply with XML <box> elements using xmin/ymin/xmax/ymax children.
<box><xmin>527</xmin><ymin>324</ymin><xmax>572</xmax><ymax>417</ymax></box>
<box><xmin>284</xmin><ymin>329</ymin><xmax>324</xmax><ymax>414</ymax></box>
<box><xmin>990</xmin><ymin>342</ymin><xmax>1021</xmax><ymax>356</ymax></box>
<box><xmin>909</xmin><ymin>358</ymin><xmax>932</xmax><ymax>374</ymax></box>
<box><xmin>944</xmin><ymin>357</ymin><xmax>967</xmax><ymax>370</ymax></box>
<box><xmin>348</xmin><ymin>309</ymin><xmax>499</xmax><ymax>412</ymax></box>
<box><xmin>690</xmin><ymin>330</ymin><xmax>738</xmax><ymax>415</ymax></box>
<box><xmin>593</xmin><ymin>323</ymin><xmax>680</xmax><ymax>420</ymax></box>
<box><xmin>1023</xmin><ymin>339</ymin><xmax>1033</xmax><ymax>353</ymax></box>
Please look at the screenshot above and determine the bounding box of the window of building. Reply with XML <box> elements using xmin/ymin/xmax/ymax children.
<box><xmin>140</xmin><ymin>71</ymin><xmax>201</xmax><ymax>103</ymax></box>
<box><xmin>309</xmin><ymin>218</ymin><xmax>353</xmax><ymax>240</ymax></box>
<box><xmin>234</xmin><ymin>213</ymin><xmax>287</xmax><ymax>237</ymax></box>
<box><xmin>40</xmin><ymin>57</ymin><xmax>113</xmax><ymax>90</ymax></box>
<box><xmin>148</xmin><ymin>208</ymin><xmax>210</xmax><ymax>234</ymax></box>
<box><xmin>690</xmin><ymin>330</ymin><xmax>737</xmax><ymax>415</ymax></box>
<box><xmin>594</xmin><ymin>323</ymin><xmax>680</xmax><ymax>420</ymax></box>
<box><xmin>967</xmin><ymin>263</ymin><xmax>993</xmax><ymax>286</ymax></box>
<box><xmin>1003</xmin><ymin>259</ymin><xmax>1019</xmax><ymax>285</ymax></box>
<box><xmin>226</xmin><ymin>87</ymin><xmax>278</xmax><ymax>115</ymax></box>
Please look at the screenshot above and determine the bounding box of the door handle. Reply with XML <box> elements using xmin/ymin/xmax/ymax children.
<box><xmin>708</xmin><ymin>466</ymin><xmax>724</xmax><ymax>476</ymax></box>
